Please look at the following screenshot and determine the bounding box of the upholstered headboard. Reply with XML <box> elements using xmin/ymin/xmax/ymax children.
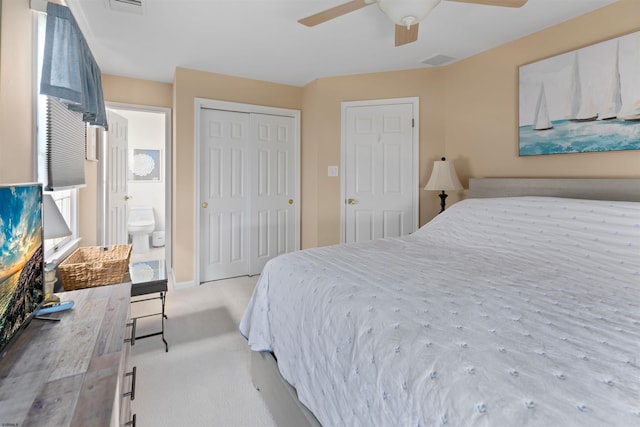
<box><xmin>469</xmin><ymin>178</ymin><xmax>640</xmax><ymax>202</ymax></box>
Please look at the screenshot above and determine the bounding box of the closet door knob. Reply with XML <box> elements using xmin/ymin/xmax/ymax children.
<box><xmin>201</xmin><ymin>202</ymin><xmax>208</xmax><ymax>208</ymax></box>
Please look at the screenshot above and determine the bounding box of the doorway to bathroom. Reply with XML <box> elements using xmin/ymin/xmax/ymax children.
<box><xmin>99</xmin><ymin>104</ymin><xmax>172</xmax><ymax>269</ymax></box>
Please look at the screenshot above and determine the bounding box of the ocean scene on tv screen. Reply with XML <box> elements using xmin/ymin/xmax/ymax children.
<box><xmin>0</xmin><ymin>185</ymin><xmax>44</xmax><ymax>350</ymax></box>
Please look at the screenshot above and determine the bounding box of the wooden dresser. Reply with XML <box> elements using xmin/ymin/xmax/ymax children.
<box><xmin>0</xmin><ymin>283</ymin><xmax>136</xmax><ymax>426</ymax></box>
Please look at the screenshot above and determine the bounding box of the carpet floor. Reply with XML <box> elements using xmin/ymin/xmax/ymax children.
<box><xmin>130</xmin><ymin>275</ymin><xmax>277</xmax><ymax>427</ymax></box>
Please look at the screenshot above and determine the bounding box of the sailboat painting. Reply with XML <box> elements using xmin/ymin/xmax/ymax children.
<box><xmin>518</xmin><ymin>31</ymin><xmax>640</xmax><ymax>156</ymax></box>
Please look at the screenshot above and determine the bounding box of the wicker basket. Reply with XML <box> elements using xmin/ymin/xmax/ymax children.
<box><xmin>58</xmin><ymin>244</ymin><xmax>132</xmax><ymax>291</ymax></box>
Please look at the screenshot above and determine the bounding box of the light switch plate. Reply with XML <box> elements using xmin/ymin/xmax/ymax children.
<box><xmin>328</xmin><ymin>166</ymin><xmax>339</xmax><ymax>177</ymax></box>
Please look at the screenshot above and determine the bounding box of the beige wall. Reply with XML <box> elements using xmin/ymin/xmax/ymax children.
<box><xmin>0</xmin><ymin>2</ymin><xmax>174</xmax><ymax>247</ymax></box>
<box><xmin>303</xmin><ymin>0</ymin><xmax>640</xmax><ymax>250</ymax></box>
<box><xmin>102</xmin><ymin>74</ymin><xmax>173</xmax><ymax>108</ymax></box>
<box><xmin>443</xmin><ymin>0</ymin><xmax>640</xmax><ymax>206</ymax></box>
<box><xmin>81</xmin><ymin>75</ymin><xmax>173</xmax><ymax>246</ymax></box>
<box><xmin>173</xmin><ymin>67</ymin><xmax>303</xmax><ymax>283</ymax></box>
<box><xmin>0</xmin><ymin>0</ymin><xmax>99</xmax><ymax>246</ymax></box>
<box><xmin>2</xmin><ymin>0</ymin><xmax>639</xmax><ymax>286</ymax></box>
<box><xmin>173</xmin><ymin>67</ymin><xmax>444</xmax><ymax>282</ymax></box>
<box><xmin>0</xmin><ymin>0</ymin><xmax>34</xmax><ymax>183</ymax></box>
<box><xmin>300</xmin><ymin>80</ymin><xmax>320</xmax><ymax>249</ymax></box>
<box><xmin>302</xmin><ymin>69</ymin><xmax>447</xmax><ymax>248</ymax></box>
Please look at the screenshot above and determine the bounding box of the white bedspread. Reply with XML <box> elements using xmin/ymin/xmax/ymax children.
<box><xmin>240</xmin><ymin>197</ymin><xmax>640</xmax><ymax>426</ymax></box>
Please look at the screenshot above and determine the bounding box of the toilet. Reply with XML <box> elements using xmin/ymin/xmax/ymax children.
<box><xmin>128</xmin><ymin>206</ymin><xmax>155</xmax><ymax>253</ymax></box>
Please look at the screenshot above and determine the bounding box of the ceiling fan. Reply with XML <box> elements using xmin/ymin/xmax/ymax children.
<box><xmin>299</xmin><ymin>0</ymin><xmax>528</xmax><ymax>47</ymax></box>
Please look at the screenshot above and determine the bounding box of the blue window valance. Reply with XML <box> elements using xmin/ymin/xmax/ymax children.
<box><xmin>40</xmin><ymin>2</ymin><xmax>108</xmax><ymax>128</ymax></box>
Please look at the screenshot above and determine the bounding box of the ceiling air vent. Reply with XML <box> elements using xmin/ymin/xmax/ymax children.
<box><xmin>106</xmin><ymin>0</ymin><xmax>144</xmax><ymax>15</ymax></box>
<box><xmin>421</xmin><ymin>54</ymin><xmax>456</xmax><ymax>67</ymax></box>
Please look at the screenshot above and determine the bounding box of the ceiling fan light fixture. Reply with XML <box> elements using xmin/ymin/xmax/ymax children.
<box><xmin>377</xmin><ymin>0</ymin><xmax>442</xmax><ymax>27</ymax></box>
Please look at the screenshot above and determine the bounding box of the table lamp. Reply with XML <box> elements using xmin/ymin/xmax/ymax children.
<box><xmin>43</xmin><ymin>194</ymin><xmax>72</xmax><ymax>293</ymax></box>
<box><xmin>424</xmin><ymin>157</ymin><xmax>463</xmax><ymax>213</ymax></box>
<box><xmin>44</xmin><ymin>194</ymin><xmax>72</xmax><ymax>242</ymax></box>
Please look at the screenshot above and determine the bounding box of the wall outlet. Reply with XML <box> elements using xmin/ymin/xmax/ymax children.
<box><xmin>328</xmin><ymin>166</ymin><xmax>339</xmax><ymax>177</ymax></box>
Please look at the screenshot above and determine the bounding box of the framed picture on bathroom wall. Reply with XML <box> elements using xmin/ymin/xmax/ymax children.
<box><xmin>129</xmin><ymin>149</ymin><xmax>161</xmax><ymax>182</ymax></box>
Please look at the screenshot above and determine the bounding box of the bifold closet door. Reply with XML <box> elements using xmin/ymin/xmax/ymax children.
<box><xmin>200</xmin><ymin>109</ymin><xmax>250</xmax><ymax>282</ymax></box>
<box><xmin>249</xmin><ymin>113</ymin><xmax>297</xmax><ymax>275</ymax></box>
<box><xmin>199</xmin><ymin>109</ymin><xmax>297</xmax><ymax>282</ymax></box>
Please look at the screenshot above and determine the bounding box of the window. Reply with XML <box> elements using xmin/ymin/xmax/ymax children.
<box><xmin>35</xmin><ymin>12</ymin><xmax>80</xmax><ymax>260</ymax></box>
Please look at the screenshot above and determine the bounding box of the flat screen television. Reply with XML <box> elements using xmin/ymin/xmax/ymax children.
<box><xmin>0</xmin><ymin>183</ymin><xmax>44</xmax><ymax>355</ymax></box>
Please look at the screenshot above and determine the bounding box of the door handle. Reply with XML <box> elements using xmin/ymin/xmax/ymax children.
<box><xmin>124</xmin><ymin>195</ymin><xmax>132</xmax><ymax>201</ymax></box>
<box><xmin>288</xmin><ymin>199</ymin><xmax>294</xmax><ymax>205</ymax></box>
<box><xmin>347</xmin><ymin>198</ymin><xmax>358</xmax><ymax>205</ymax></box>
<box><xmin>201</xmin><ymin>202</ymin><xmax>208</xmax><ymax>208</ymax></box>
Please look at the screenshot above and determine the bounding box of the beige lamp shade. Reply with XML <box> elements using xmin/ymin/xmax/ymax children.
<box><xmin>43</xmin><ymin>194</ymin><xmax>72</xmax><ymax>239</ymax></box>
<box><xmin>424</xmin><ymin>158</ymin><xmax>463</xmax><ymax>191</ymax></box>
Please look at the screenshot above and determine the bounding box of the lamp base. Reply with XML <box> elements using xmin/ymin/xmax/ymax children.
<box><xmin>438</xmin><ymin>191</ymin><xmax>448</xmax><ymax>213</ymax></box>
<box><xmin>44</xmin><ymin>267</ymin><xmax>58</xmax><ymax>295</ymax></box>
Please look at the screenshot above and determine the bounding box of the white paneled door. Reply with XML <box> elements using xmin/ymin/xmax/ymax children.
<box><xmin>249</xmin><ymin>114</ymin><xmax>297</xmax><ymax>275</ymax></box>
<box><xmin>106</xmin><ymin>110</ymin><xmax>129</xmax><ymax>245</ymax></box>
<box><xmin>199</xmin><ymin>108</ymin><xmax>297</xmax><ymax>282</ymax></box>
<box><xmin>200</xmin><ymin>110</ymin><xmax>250</xmax><ymax>281</ymax></box>
<box><xmin>344</xmin><ymin>102</ymin><xmax>417</xmax><ymax>243</ymax></box>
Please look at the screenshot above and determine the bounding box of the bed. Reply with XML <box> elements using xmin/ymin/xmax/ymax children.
<box><xmin>240</xmin><ymin>178</ymin><xmax>640</xmax><ymax>427</ymax></box>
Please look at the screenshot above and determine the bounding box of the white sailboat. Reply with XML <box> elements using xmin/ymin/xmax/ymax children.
<box><xmin>568</xmin><ymin>52</ymin><xmax>598</xmax><ymax>122</ymax></box>
<box><xmin>533</xmin><ymin>82</ymin><xmax>553</xmax><ymax>131</ymax></box>
<box><xmin>617</xmin><ymin>36</ymin><xmax>640</xmax><ymax>121</ymax></box>
<box><xmin>600</xmin><ymin>41</ymin><xmax>622</xmax><ymax>120</ymax></box>
<box><xmin>618</xmin><ymin>100</ymin><xmax>640</xmax><ymax>122</ymax></box>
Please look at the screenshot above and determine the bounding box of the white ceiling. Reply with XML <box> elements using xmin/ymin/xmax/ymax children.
<box><xmin>66</xmin><ymin>0</ymin><xmax>618</xmax><ymax>87</ymax></box>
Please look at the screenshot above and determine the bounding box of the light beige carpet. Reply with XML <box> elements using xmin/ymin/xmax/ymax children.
<box><xmin>130</xmin><ymin>275</ymin><xmax>277</xmax><ymax>427</ymax></box>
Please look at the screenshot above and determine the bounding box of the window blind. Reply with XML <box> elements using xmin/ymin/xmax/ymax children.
<box><xmin>46</xmin><ymin>96</ymin><xmax>86</xmax><ymax>190</ymax></box>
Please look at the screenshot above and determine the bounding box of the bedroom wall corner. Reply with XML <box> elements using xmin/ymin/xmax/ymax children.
<box><xmin>419</xmin><ymin>67</ymin><xmax>448</xmax><ymax>226</ymax></box>
<box><xmin>300</xmin><ymin>79</ymin><xmax>320</xmax><ymax>249</ymax></box>
<box><xmin>173</xmin><ymin>67</ymin><xmax>303</xmax><ymax>284</ymax></box>
<box><xmin>301</xmin><ymin>68</ymin><xmax>447</xmax><ymax>248</ymax></box>
<box><xmin>0</xmin><ymin>0</ymin><xmax>34</xmax><ymax>183</ymax></box>
<box><xmin>442</xmin><ymin>0</ymin><xmax>640</xmax><ymax>207</ymax></box>
<box><xmin>102</xmin><ymin>74</ymin><xmax>174</xmax><ymax>108</ymax></box>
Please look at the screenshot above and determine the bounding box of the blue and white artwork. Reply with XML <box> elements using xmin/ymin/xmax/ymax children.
<box><xmin>129</xmin><ymin>149</ymin><xmax>161</xmax><ymax>181</ymax></box>
<box><xmin>518</xmin><ymin>31</ymin><xmax>640</xmax><ymax>156</ymax></box>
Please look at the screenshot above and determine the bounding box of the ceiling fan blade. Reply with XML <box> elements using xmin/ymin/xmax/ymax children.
<box><xmin>446</xmin><ymin>0</ymin><xmax>527</xmax><ymax>7</ymax></box>
<box><xmin>298</xmin><ymin>0</ymin><xmax>372</xmax><ymax>27</ymax></box>
<box><xmin>395</xmin><ymin>24</ymin><xmax>419</xmax><ymax>47</ymax></box>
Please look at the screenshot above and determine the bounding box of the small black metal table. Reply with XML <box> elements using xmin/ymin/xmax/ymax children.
<box><xmin>129</xmin><ymin>259</ymin><xmax>168</xmax><ymax>352</ymax></box>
